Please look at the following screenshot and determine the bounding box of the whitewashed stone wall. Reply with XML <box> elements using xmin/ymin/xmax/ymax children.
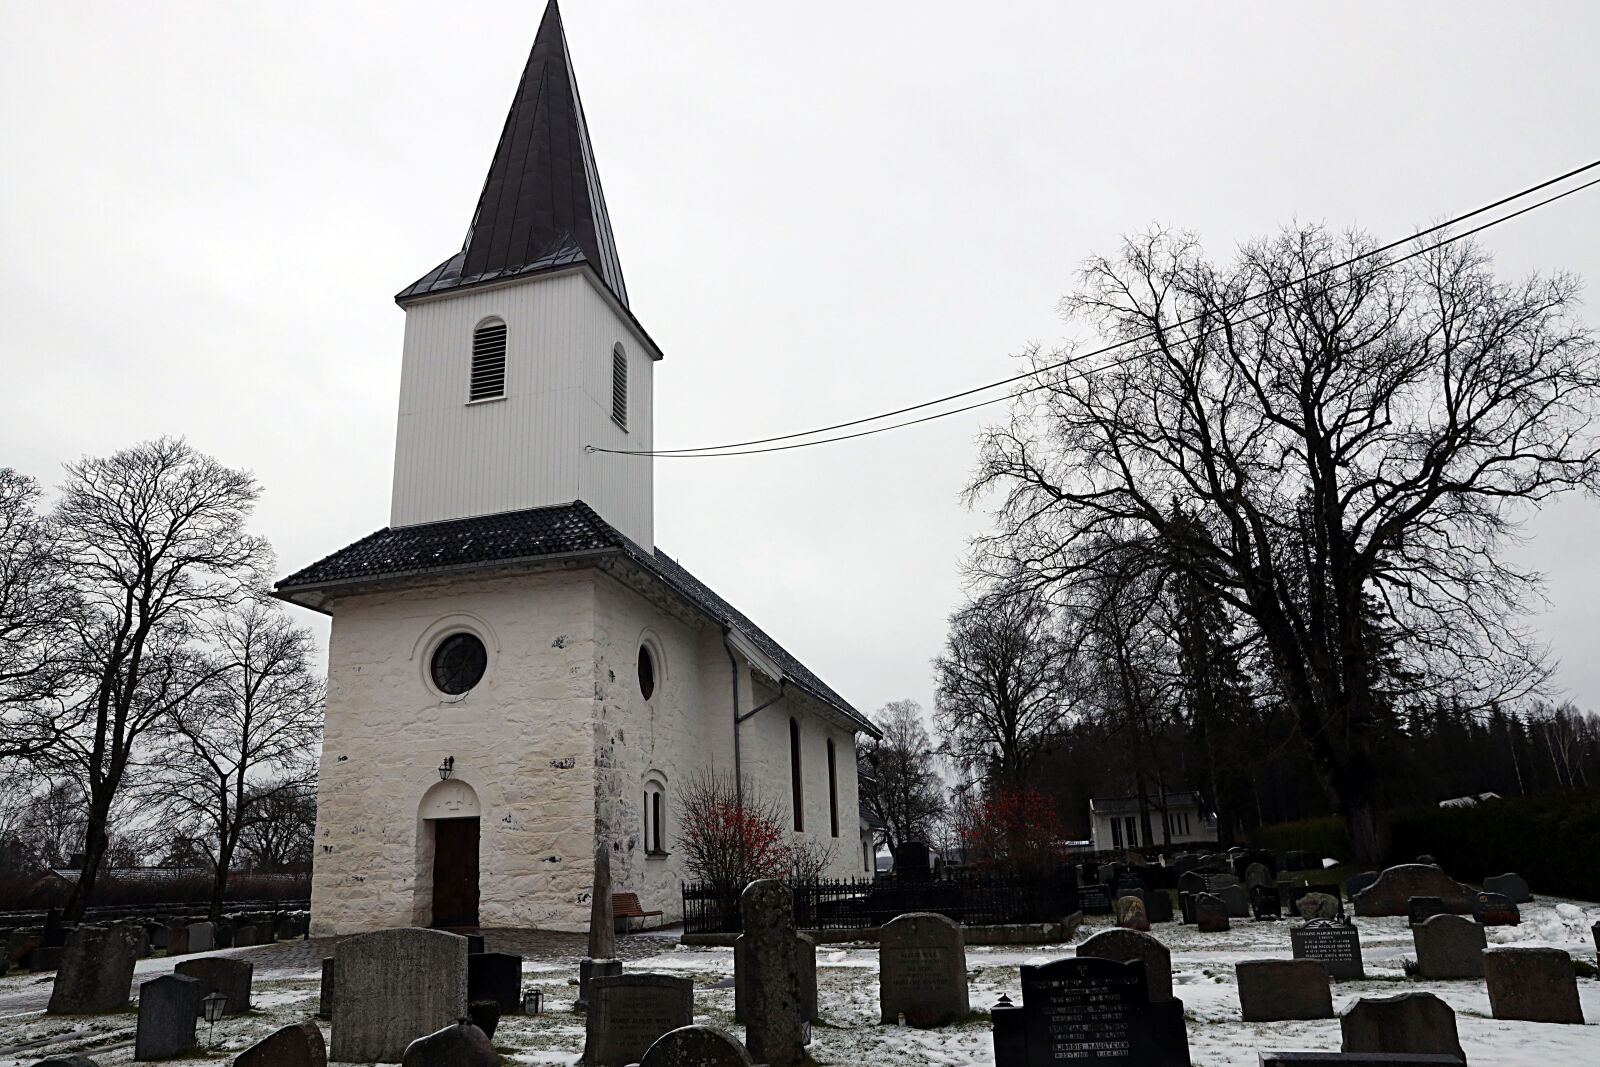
<box><xmin>309</xmin><ymin>559</ymin><xmax>869</xmax><ymax>936</ymax></box>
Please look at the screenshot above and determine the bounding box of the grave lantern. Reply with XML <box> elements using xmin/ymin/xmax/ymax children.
<box><xmin>202</xmin><ymin>990</ymin><xmax>227</xmax><ymax>1046</ymax></box>
<box><xmin>522</xmin><ymin>987</ymin><xmax>543</xmax><ymax>1014</ymax></box>
<box><xmin>438</xmin><ymin>756</ymin><xmax>454</xmax><ymax>780</ymax></box>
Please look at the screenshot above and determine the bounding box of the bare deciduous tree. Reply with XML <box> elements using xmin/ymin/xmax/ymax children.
<box><xmin>43</xmin><ymin>438</ymin><xmax>268</xmax><ymax>918</ymax></box>
<box><xmin>152</xmin><ymin>598</ymin><xmax>323</xmax><ymax>919</ymax></box>
<box><xmin>857</xmin><ymin>699</ymin><xmax>947</xmax><ymax>864</ymax></box>
<box><xmin>933</xmin><ymin>584</ymin><xmax>1075</xmax><ymax>787</ymax></box>
<box><xmin>972</xmin><ymin>226</ymin><xmax>1598</xmax><ymax>859</ymax></box>
<box><xmin>0</xmin><ymin>468</ymin><xmax>76</xmax><ymax>759</ymax></box>
<box><xmin>236</xmin><ymin>778</ymin><xmax>318</xmax><ymax>871</ymax></box>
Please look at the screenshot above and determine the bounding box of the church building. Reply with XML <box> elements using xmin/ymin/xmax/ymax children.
<box><xmin>275</xmin><ymin>1</ymin><xmax>879</xmax><ymax>935</ymax></box>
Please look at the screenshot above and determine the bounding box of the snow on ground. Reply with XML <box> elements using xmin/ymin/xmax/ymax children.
<box><xmin>1</xmin><ymin>899</ymin><xmax>1597</xmax><ymax>1065</ymax></box>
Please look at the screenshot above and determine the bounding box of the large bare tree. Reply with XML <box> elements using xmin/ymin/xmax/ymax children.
<box><xmin>153</xmin><ymin>598</ymin><xmax>323</xmax><ymax>919</ymax></box>
<box><xmin>972</xmin><ymin>226</ymin><xmax>1597</xmax><ymax>860</ymax></box>
<box><xmin>857</xmin><ymin>699</ymin><xmax>947</xmax><ymax>863</ymax></box>
<box><xmin>933</xmin><ymin>584</ymin><xmax>1076</xmax><ymax>787</ymax></box>
<box><xmin>46</xmin><ymin>438</ymin><xmax>268</xmax><ymax>918</ymax></box>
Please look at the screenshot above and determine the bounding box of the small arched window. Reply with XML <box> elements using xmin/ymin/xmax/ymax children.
<box><xmin>643</xmin><ymin>774</ymin><xmax>667</xmax><ymax>856</ymax></box>
<box><xmin>470</xmin><ymin>318</ymin><xmax>507</xmax><ymax>401</ymax></box>
<box><xmin>789</xmin><ymin>718</ymin><xmax>804</xmax><ymax>832</ymax></box>
<box><xmin>637</xmin><ymin>644</ymin><xmax>656</xmax><ymax>700</ymax></box>
<box><xmin>827</xmin><ymin>738</ymin><xmax>840</xmax><ymax>838</ymax></box>
<box><xmin>610</xmin><ymin>342</ymin><xmax>628</xmax><ymax>430</ymax></box>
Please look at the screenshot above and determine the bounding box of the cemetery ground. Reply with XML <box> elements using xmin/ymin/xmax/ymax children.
<box><xmin>0</xmin><ymin>897</ymin><xmax>1597</xmax><ymax>1066</ymax></box>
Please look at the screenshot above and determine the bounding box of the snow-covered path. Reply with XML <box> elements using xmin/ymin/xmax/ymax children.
<box><xmin>1</xmin><ymin>900</ymin><xmax>1596</xmax><ymax>1065</ymax></box>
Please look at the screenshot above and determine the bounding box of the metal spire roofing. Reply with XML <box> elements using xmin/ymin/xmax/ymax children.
<box><xmin>397</xmin><ymin>0</ymin><xmax>629</xmax><ymax>306</ymax></box>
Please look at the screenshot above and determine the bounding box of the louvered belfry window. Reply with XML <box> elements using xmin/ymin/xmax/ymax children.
<box><xmin>611</xmin><ymin>342</ymin><xmax>628</xmax><ymax>430</ymax></box>
<box><xmin>470</xmin><ymin>319</ymin><xmax>507</xmax><ymax>401</ymax></box>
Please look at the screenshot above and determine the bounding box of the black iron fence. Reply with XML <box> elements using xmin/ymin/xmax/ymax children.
<box><xmin>683</xmin><ymin>869</ymin><xmax>1078</xmax><ymax>936</ymax></box>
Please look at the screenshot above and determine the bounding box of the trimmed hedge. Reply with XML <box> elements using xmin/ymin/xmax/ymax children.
<box><xmin>1254</xmin><ymin>788</ymin><xmax>1600</xmax><ymax>902</ymax></box>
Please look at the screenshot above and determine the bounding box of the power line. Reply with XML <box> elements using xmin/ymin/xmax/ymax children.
<box><xmin>589</xmin><ymin>158</ymin><xmax>1600</xmax><ymax>459</ymax></box>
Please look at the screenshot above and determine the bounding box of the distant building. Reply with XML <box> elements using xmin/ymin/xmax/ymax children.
<box><xmin>1088</xmin><ymin>791</ymin><xmax>1217</xmax><ymax>851</ymax></box>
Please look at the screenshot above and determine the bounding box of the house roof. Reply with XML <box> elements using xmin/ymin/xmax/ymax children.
<box><xmin>397</xmin><ymin>0</ymin><xmax>629</xmax><ymax>309</ymax></box>
<box><xmin>1089</xmin><ymin>791</ymin><xmax>1210</xmax><ymax>817</ymax></box>
<box><xmin>275</xmin><ymin>501</ymin><xmax>876</xmax><ymax>736</ymax></box>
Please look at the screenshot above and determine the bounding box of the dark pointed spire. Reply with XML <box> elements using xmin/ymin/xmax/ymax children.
<box><xmin>398</xmin><ymin>1</ymin><xmax>628</xmax><ymax>306</ymax></box>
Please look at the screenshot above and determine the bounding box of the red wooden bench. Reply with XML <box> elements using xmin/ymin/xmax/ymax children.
<box><xmin>613</xmin><ymin>892</ymin><xmax>663</xmax><ymax>933</ymax></box>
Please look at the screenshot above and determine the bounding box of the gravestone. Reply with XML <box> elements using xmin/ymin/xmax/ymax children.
<box><xmin>1194</xmin><ymin>893</ymin><xmax>1229</xmax><ymax>933</ymax></box>
<box><xmin>185</xmin><ymin>922</ymin><xmax>215</xmax><ymax>953</ymax></box>
<box><xmin>134</xmin><ymin>973</ymin><xmax>202</xmax><ymax>1061</ymax></box>
<box><xmin>400</xmin><ymin>1020</ymin><xmax>496</xmax><ymax>1067</ymax></box>
<box><xmin>1237</xmin><ymin>959</ymin><xmax>1333</xmax><ymax>1022</ymax></box>
<box><xmin>734</xmin><ymin>932</ymin><xmax>817</xmax><ymax>1023</ymax></box>
<box><xmin>1252</xmin><ymin>885</ymin><xmax>1283</xmax><ymax>920</ymax></box>
<box><xmin>149</xmin><ymin>925</ymin><xmax>169</xmax><ymax>950</ymax></box>
<box><xmin>583</xmin><ymin>974</ymin><xmax>694</xmax><ymax>1067</ymax></box>
<box><xmin>1344</xmin><ymin>871</ymin><xmax>1379</xmax><ymax>899</ymax></box>
<box><xmin>1245</xmin><ymin>863</ymin><xmax>1273</xmax><ymax>889</ymax></box>
<box><xmin>331</xmin><ymin>927</ymin><xmax>468</xmax><ymax>1063</ymax></box>
<box><xmin>993</xmin><ymin>956</ymin><xmax>1184</xmax><ymax>1067</ymax></box>
<box><xmin>1205</xmin><ymin>872</ymin><xmax>1243</xmax><ymax>893</ymax></box>
<box><xmin>1471</xmin><ymin>892</ymin><xmax>1519</xmax><ymax>926</ymax></box>
<box><xmin>1260</xmin><ymin>1054</ymin><xmax>1464</xmax><ymax>1066</ymax></box>
<box><xmin>1217</xmin><ymin>884</ymin><xmax>1250</xmax><ymax>918</ymax></box>
<box><xmin>318</xmin><ymin>957</ymin><xmax>334</xmax><ymax>1019</ymax></box>
<box><xmin>1411</xmin><ymin>914</ymin><xmax>1486</xmax><ymax>980</ymax></box>
<box><xmin>1352</xmin><ymin>865</ymin><xmax>1472</xmax><ymax>917</ymax></box>
<box><xmin>579</xmin><ymin>842</ymin><xmax>619</xmax><ymax>1011</ymax></box>
<box><xmin>1297</xmin><ymin>892</ymin><xmax>1341</xmax><ymax>921</ymax></box>
<box><xmin>467</xmin><ymin>951</ymin><xmax>523</xmax><ymax>1013</ymax></box>
<box><xmin>1339</xmin><ymin>991</ymin><xmax>1465</xmax><ymax>1062</ymax></box>
<box><xmin>27</xmin><ymin>1058</ymin><xmax>102</xmax><ymax>1067</ymax></box>
<box><xmin>1593</xmin><ymin>919</ymin><xmax>1599</xmax><ymax>958</ymax></box>
<box><xmin>233</xmin><ymin>924</ymin><xmax>258</xmax><ymax>948</ymax></box>
<box><xmin>43</xmin><ymin>908</ymin><xmax>66</xmax><ymax>947</ymax></box>
<box><xmin>1114</xmin><ymin>896</ymin><xmax>1150</xmax><ymax>931</ymax></box>
<box><xmin>1407</xmin><ymin>897</ymin><xmax>1447</xmax><ymax>927</ymax></box>
<box><xmin>1078</xmin><ymin>884</ymin><xmax>1113</xmax><ymax>915</ymax></box>
<box><xmin>1078</xmin><ymin>928</ymin><xmax>1173</xmax><ymax>1004</ymax></box>
<box><xmin>48</xmin><ymin>926</ymin><xmax>138</xmax><ymax>1014</ymax></box>
<box><xmin>175</xmin><ymin>956</ymin><xmax>252</xmax><ymax>1015</ymax></box>
<box><xmin>1114</xmin><ymin>875</ymin><xmax>1147</xmax><ymax>901</ymax></box>
<box><xmin>234</xmin><ymin>1020</ymin><xmax>328</xmax><ymax>1067</ymax></box>
<box><xmin>214</xmin><ymin>924</ymin><xmax>233</xmax><ymax>949</ymax></box>
<box><xmin>1482</xmin><ymin>872</ymin><xmax>1531</xmax><ymax>904</ymax></box>
<box><xmin>8</xmin><ymin>927</ymin><xmax>44</xmax><ymax>970</ymax></box>
<box><xmin>1292</xmin><ymin>919</ymin><xmax>1365</xmax><ymax>979</ymax></box>
<box><xmin>880</xmin><ymin>911</ymin><xmax>969</xmax><ymax>1027</ymax></box>
<box><xmin>739</xmin><ymin>879</ymin><xmax>806</xmax><ymax>1065</ymax></box>
<box><xmin>1177</xmin><ymin>871</ymin><xmax>1207</xmax><ymax>898</ymax></box>
<box><xmin>1145</xmin><ymin>890</ymin><xmax>1174</xmax><ymax>924</ymax></box>
<box><xmin>166</xmin><ymin>923</ymin><xmax>191</xmax><ymax>956</ymax></box>
<box><xmin>1177</xmin><ymin>891</ymin><xmax>1193</xmax><ymax>924</ymax></box>
<box><xmin>1483</xmin><ymin>946</ymin><xmax>1584</xmax><ymax>1023</ymax></box>
<box><xmin>638</xmin><ymin>1024</ymin><xmax>756</xmax><ymax>1066</ymax></box>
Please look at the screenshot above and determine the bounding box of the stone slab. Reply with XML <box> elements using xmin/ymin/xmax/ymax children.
<box><xmin>1339</xmin><ymin>991</ymin><xmax>1464</xmax><ymax>1062</ymax></box>
<box><xmin>582</xmin><ymin>973</ymin><xmax>694</xmax><ymax>1067</ymax></box>
<box><xmin>330</xmin><ymin>927</ymin><xmax>468</xmax><ymax>1063</ymax></box>
<box><xmin>1483</xmin><ymin>946</ymin><xmax>1583</xmax><ymax>1023</ymax></box>
<box><xmin>1411</xmin><ymin>914</ymin><xmax>1486</xmax><ymax>980</ymax></box>
<box><xmin>1077</xmin><ymin>927</ymin><xmax>1172</xmax><ymax>1004</ymax></box>
<box><xmin>879</xmin><ymin>911</ymin><xmax>969</xmax><ymax>1027</ymax></box>
<box><xmin>175</xmin><ymin>957</ymin><xmax>253</xmax><ymax>1015</ymax></box>
<box><xmin>48</xmin><ymin>926</ymin><xmax>137</xmax><ymax>1014</ymax></box>
<box><xmin>1481</xmin><ymin>872</ymin><xmax>1531</xmax><ymax>904</ymax></box>
<box><xmin>1291</xmin><ymin>920</ymin><xmax>1365</xmax><ymax>980</ymax></box>
<box><xmin>233</xmin><ymin>1020</ymin><xmax>327</xmax><ymax>1067</ymax></box>
<box><xmin>1353</xmin><ymin>866</ymin><xmax>1472</xmax><ymax>918</ymax></box>
<box><xmin>134</xmin><ymin>973</ymin><xmax>202</xmax><ymax>1061</ymax></box>
<box><xmin>638</xmin><ymin>1024</ymin><xmax>756</xmax><ymax>1067</ymax></box>
<box><xmin>1237</xmin><ymin>959</ymin><xmax>1333</xmax><ymax>1022</ymax></box>
<box><xmin>400</xmin><ymin>1020</ymin><xmax>496</xmax><ymax>1067</ymax></box>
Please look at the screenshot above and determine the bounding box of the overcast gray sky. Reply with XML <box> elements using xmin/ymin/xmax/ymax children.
<box><xmin>4</xmin><ymin>1</ymin><xmax>1599</xmax><ymax>722</ymax></box>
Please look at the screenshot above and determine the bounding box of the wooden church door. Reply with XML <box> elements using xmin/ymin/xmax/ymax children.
<box><xmin>431</xmin><ymin>817</ymin><xmax>480</xmax><ymax>927</ymax></box>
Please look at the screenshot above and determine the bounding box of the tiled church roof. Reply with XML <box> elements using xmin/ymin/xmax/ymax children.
<box><xmin>396</xmin><ymin>0</ymin><xmax>628</xmax><ymax>308</ymax></box>
<box><xmin>276</xmin><ymin>502</ymin><xmax>873</xmax><ymax>734</ymax></box>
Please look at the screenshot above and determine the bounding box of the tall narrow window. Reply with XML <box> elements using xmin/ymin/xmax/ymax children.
<box><xmin>826</xmin><ymin>738</ymin><xmax>840</xmax><ymax>838</ymax></box>
<box><xmin>652</xmin><ymin>792</ymin><xmax>663</xmax><ymax>853</ymax></box>
<box><xmin>470</xmin><ymin>319</ymin><xmax>507</xmax><ymax>401</ymax></box>
<box><xmin>789</xmin><ymin>718</ymin><xmax>804</xmax><ymax>832</ymax></box>
<box><xmin>610</xmin><ymin>342</ymin><xmax>628</xmax><ymax>429</ymax></box>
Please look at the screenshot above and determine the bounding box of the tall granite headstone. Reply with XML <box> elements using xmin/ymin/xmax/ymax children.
<box><xmin>879</xmin><ymin>911</ymin><xmax>969</xmax><ymax>1028</ymax></box>
<box><xmin>740</xmin><ymin>879</ymin><xmax>806</xmax><ymax>1065</ymax></box>
<box><xmin>134</xmin><ymin>973</ymin><xmax>203</xmax><ymax>1061</ymax></box>
<box><xmin>330</xmin><ymin>927</ymin><xmax>468</xmax><ymax>1063</ymax></box>
<box><xmin>578</xmin><ymin>841</ymin><xmax>620</xmax><ymax>1010</ymax></box>
<box><xmin>582</xmin><ymin>973</ymin><xmax>694</xmax><ymax>1067</ymax></box>
<box><xmin>47</xmin><ymin>925</ymin><xmax>138</xmax><ymax>1014</ymax></box>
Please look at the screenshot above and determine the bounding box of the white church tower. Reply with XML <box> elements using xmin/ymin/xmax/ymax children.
<box><xmin>277</xmin><ymin>0</ymin><xmax>877</xmax><ymax>937</ymax></box>
<box><xmin>389</xmin><ymin>0</ymin><xmax>660</xmax><ymax>545</ymax></box>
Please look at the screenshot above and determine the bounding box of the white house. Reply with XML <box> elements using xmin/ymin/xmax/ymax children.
<box><xmin>275</xmin><ymin>1</ymin><xmax>879</xmax><ymax>936</ymax></box>
<box><xmin>1088</xmin><ymin>791</ymin><xmax>1218</xmax><ymax>852</ymax></box>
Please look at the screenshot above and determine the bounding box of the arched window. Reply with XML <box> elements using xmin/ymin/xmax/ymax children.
<box><xmin>637</xmin><ymin>644</ymin><xmax>656</xmax><ymax>700</ymax></box>
<box><xmin>826</xmin><ymin>738</ymin><xmax>840</xmax><ymax>838</ymax></box>
<box><xmin>610</xmin><ymin>342</ymin><xmax>628</xmax><ymax>430</ymax></box>
<box><xmin>643</xmin><ymin>774</ymin><xmax>667</xmax><ymax>856</ymax></box>
<box><xmin>789</xmin><ymin>718</ymin><xmax>804</xmax><ymax>832</ymax></box>
<box><xmin>469</xmin><ymin>318</ymin><xmax>507</xmax><ymax>401</ymax></box>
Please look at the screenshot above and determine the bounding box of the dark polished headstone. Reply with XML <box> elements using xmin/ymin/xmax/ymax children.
<box><xmin>991</xmin><ymin>956</ymin><xmax>1185</xmax><ymax>1067</ymax></box>
<box><xmin>1407</xmin><ymin>897</ymin><xmax>1446</xmax><ymax>927</ymax></box>
<box><xmin>1472</xmin><ymin>892</ymin><xmax>1520</xmax><ymax>926</ymax></box>
<box><xmin>467</xmin><ymin>951</ymin><xmax>523</xmax><ymax>1013</ymax></box>
<box><xmin>174</xmin><ymin>956</ymin><xmax>252</xmax><ymax>1015</ymax></box>
<box><xmin>1292</xmin><ymin>919</ymin><xmax>1365</xmax><ymax>979</ymax></box>
<box><xmin>1259</xmin><ymin>1054</ymin><xmax>1464</xmax><ymax>1066</ymax></box>
<box><xmin>134</xmin><ymin>973</ymin><xmax>202</xmax><ymax>1061</ymax></box>
<box><xmin>1252</xmin><ymin>885</ymin><xmax>1283</xmax><ymax>920</ymax></box>
<box><xmin>1078</xmin><ymin>884</ymin><xmax>1113</xmax><ymax>915</ymax></box>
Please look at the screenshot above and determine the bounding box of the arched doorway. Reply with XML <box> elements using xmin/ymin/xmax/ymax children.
<box><xmin>420</xmin><ymin>779</ymin><xmax>480</xmax><ymax>927</ymax></box>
